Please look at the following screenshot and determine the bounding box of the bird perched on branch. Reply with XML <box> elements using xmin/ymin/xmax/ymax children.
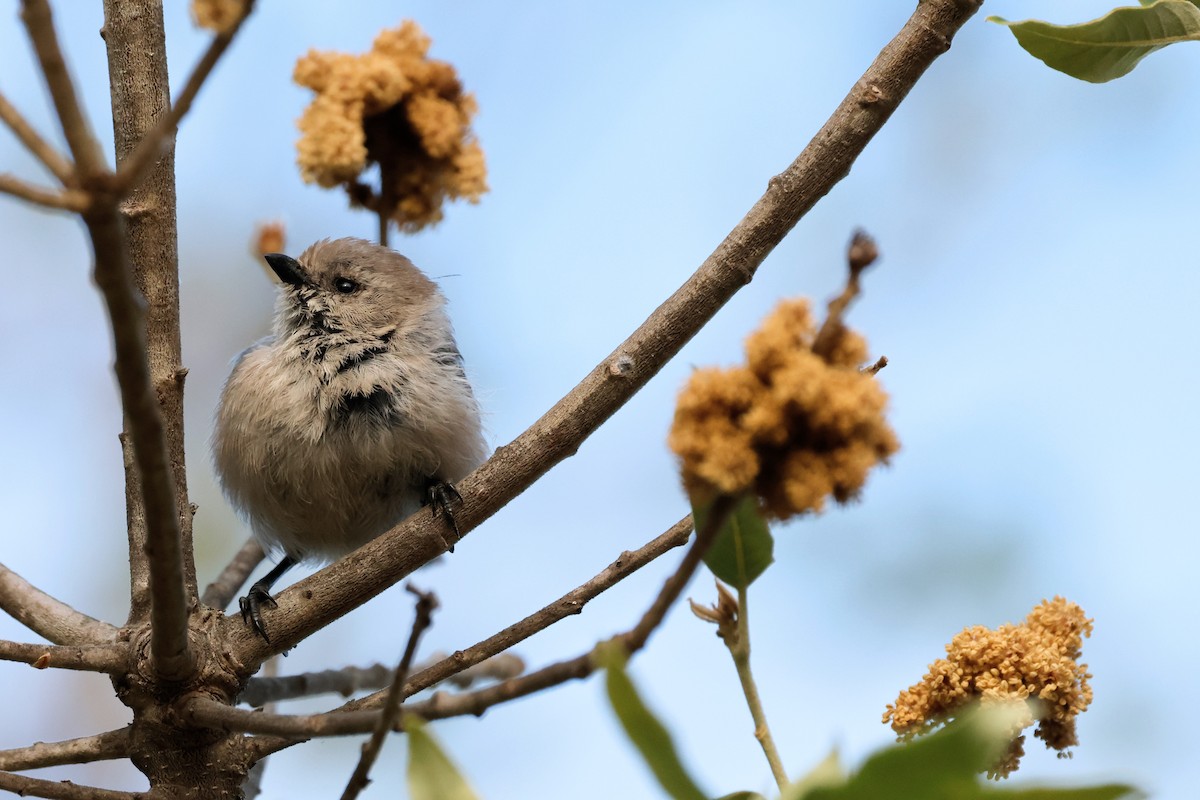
<box><xmin>213</xmin><ymin>237</ymin><xmax>487</xmax><ymax>642</ymax></box>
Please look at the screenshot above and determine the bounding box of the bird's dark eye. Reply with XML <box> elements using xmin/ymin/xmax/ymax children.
<box><xmin>333</xmin><ymin>277</ymin><xmax>358</xmax><ymax>294</ymax></box>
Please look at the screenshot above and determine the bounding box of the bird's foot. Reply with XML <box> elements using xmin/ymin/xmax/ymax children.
<box><xmin>239</xmin><ymin>583</ymin><xmax>278</xmax><ymax>643</ymax></box>
<box><xmin>424</xmin><ymin>478</ymin><xmax>463</xmax><ymax>550</ymax></box>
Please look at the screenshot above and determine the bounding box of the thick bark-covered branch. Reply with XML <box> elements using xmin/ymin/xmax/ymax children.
<box><xmin>222</xmin><ymin>0</ymin><xmax>983</xmax><ymax>666</ymax></box>
<box><xmin>0</xmin><ymin>728</ymin><xmax>130</xmax><ymax>771</ymax></box>
<box><xmin>0</xmin><ymin>639</ymin><xmax>128</xmax><ymax>672</ymax></box>
<box><xmin>0</xmin><ymin>90</ymin><xmax>74</xmax><ymax>184</ymax></box>
<box><xmin>0</xmin><ymin>563</ymin><xmax>118</xmax><ymax>645</ymax></box>
<box><xmin>99</xmin><ymin>0</ymin><xmax>195</xmax><ymax>680</ymax></box>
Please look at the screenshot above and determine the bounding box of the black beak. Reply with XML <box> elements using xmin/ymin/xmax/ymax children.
<box><xmin>263</xmin><ymin>253</ymin><xmax>306</xmax><ymax>287</ymax></box>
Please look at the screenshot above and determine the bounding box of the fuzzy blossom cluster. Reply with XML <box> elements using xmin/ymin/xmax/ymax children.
<box><xmin>293</xmin><ymin>21</ymin><xmax>487</xmax><ymax>231</ymax></box>
<box><xmin>668</xmin><ymin>299</ymin><xmax>898</xmax><ymax>519</ymax></box>
<box><xmin>883</xmin><ymin>597</ymin><xmax>1094</xmax><ymax>779</ymax></box>
<box><xmin>190</xmin><ymin>0</ymin><xmax>248</xmax><ymax>33</ymax></box>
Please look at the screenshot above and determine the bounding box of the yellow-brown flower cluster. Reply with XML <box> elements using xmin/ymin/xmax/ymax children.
<box><xmin>668</xmin><ymin>299</ymin><xmax>898</xmax><ymax>519</ymax></box>
<box><xmin>883</xmin><ymin>597</ymin><xmax>1095</xmax><ymax>778</ymax></box>
<box><xmin>293</xmin><ymin>21</ymin><xmax>487</xmax><ymax>231</ymax></box>
<box><xmin>191</xmin><ymin>0</ymin><xmax>248</xmax><ymax>33</ymax></box>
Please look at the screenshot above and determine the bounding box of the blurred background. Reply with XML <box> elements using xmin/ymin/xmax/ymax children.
<box><xmin>1</xmin><ymin>1</ymin><xmax>1194</xmax><ymax>798</ymax></box>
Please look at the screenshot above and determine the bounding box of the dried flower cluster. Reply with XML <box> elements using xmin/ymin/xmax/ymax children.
<box><xmin>293</xmin><ymin>21</ymin><xmax>487</xmax><ymax>231</ymax></box>
<box><xmin>668</xmin><ymin>298</ymin><xmax>898</xmax><ymax>519</ymax></box>
<box><xmin>883</xmin><ymin>597</ymin><xmax>1095</xmax><ymax>778</ymax></box>
<box><xmin>191</xmin><ymin>0</ymin><xmax>248</xmax><ymax>34</ymax></box>
<box><xmin>252</xmin><ymin>220</ymin><xmax>286</xmax><ymax>259</ymax></box>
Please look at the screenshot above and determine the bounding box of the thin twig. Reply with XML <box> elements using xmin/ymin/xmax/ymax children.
<box><xmin>222</xmin><ymin>0</ymin><xmax>984</xmax><ymax>667</ymax></box>
<box><xmin>201</xmin><ymin>538</ymin><xmax>266</xmax><ymax>609</ymax></box>
<box><xmin>812</xmin><ymin>229</ymin><xmax>878</xmax><ymax>359</ymax></box>
<box><xmin>0</xmin><ymin>173</ymin><xmax>87</xmax><ymax>211</ymax></box>
<box><xmin>864</xmin><ymin>355</ymin><xmax>888</xmax><ymax>375</ymax></box>
<box><xmin>340</xmin><ymin>585</ymin><xmax>438</xmax><ymax>800</ymax></box>
<box><xmin>0</xmin><ymin>727</ymin><xmax>131</xmax><ymax>771</ymax></box>
<box><xmin>241</xmin><ymin>653</ymin><xmax>524</xmax><ymax>707</ymax></box>
<box><xmin>110</xmin><ymin>2</ymin><xmax>255</xmax><ymax>196</ymax></box>
<box><xmin>0</xmin><ymin>89</ymin><xmax>75</xmax><ymax>183</ymax></box>
<box><xmin>342</xmin><ymin>515</ymin><xmax>693</xmax><ymax>713</ymax></box>
<box><xmin>0</xmin><ymin>770</ymin><xmax>145</xmax><ymax>800</ymax></box>
<box><xmin>730</xmin><ymin>584</ymin><xmax>788</xmax><ymax>790</ymax></box>
<box><xmin>18</xmin><ymin>0</ymin><xmax>105</xmax><ymax>176</ymax></box>
<box><xmin>0</xmin><ymin>639</ymin><xmax>127</xmax><ymax>673</ymax></box>
<box><xmin>241</xmin><ymin>504</ymin><xmax>729</xmax><ymax>758</ymax></box>
<box><xmin>0</xmin><ymin>562</ymin><xmax>119</xmax><ymax>645</ymax></box>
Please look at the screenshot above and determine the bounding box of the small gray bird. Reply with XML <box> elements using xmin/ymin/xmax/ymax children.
<box><xmin>213</xmin><ymin>237</ymin><xmax>487</xmax><ymax>641</ymax></box>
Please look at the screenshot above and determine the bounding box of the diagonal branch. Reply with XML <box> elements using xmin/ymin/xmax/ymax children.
<box><xmin>0</xmin><ymin>639</ymin><xmax>128</xmax><ymax>673</ymax></box>
<box><xmin>237</xmin><ymin>501</ymin><xmax>729</xmax><ymax>760</ymax></box>
<box><xmin>18</xmin><ymin>0</ymin><xmax>105</xmax><ymax>176</ymax></box>
<box><xmin>201</xmin><ymin>538</ymin><xmax>265</xmax><ymax>610</ymax></box>
<box><xmin>0</xmin><ymin>89</ymin><xmax>75</xmax><ymax>184</ymax></box>
<box><xmin>341</xmin><ymin>514</ymin><xmax>693</xmax><ymax>713</ymax></box>
<box><xmin>110</xmin><ymin>1</ymin><xmax>255</xmax><ymax>197</ymax></box>
<box><xmin>340</xmin><ymin>585</ymin><xmax>437</xmax><ymax>800</ymax></box>
<box><xmin>0</xmin><ymin>770</ymin><xmax>145</xmax><ymax>800</ymax></box>
<box><xmin>0</xmin><ymin>173</ymin><xmax>88</xmax><ymax>210</ymax></box>
<box><xmin>240</xmin><ymin>652</ymin><xmax>524</xmax><ymax>707</ymax></box>
<box><xmin>0</xmin><ymin>727</ymin><xmax>130</xmax><ymax>771</ymax></box>
<box><xmin>223</xmin><ymin>0</ymin><xmax>984</xmax><ymax>666</ymax></box>
<box><xmin>0</xmin><ymin>562</ymin><xmax>118</xmax><ymax>645</ymax></box>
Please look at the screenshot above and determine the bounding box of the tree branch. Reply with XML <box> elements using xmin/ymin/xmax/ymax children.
<box><xmin>340</xmin><ymin>585</ymin><xmax>437</xmax><ymax>800</ymax></box>
<box><xmin>221</xmin><ymin>0</ymin><xmax>983</xmax><ymax>667</ymax></box>
<box><xmin>239</xmin><ymin>503</ymin><xmax>726</xmax><ymax>764</ymax></box>
<box><xmin>0</xmin><ymin>173</ymin><xmax>88</xmax><ymax>211</ymax></box>
<box><xmin>240</xmin><ymin>652</ymin><xmax>524</xmax><ymax>707</ymax></box>
<box><xmin>0</xmin><ymin>727</ymin><xmax>130</xmax><ymax>771</ymax></box>
<box><xmin>0</xmin><ymin>771</ymin><xmax>144</xmax><ymax>800</ymax></box>
<box><xmin>200</xmin><ymin>538</ymin><xmax>265</xmax><ymax>610</ymax></box>
<box><xmin>341</xmin><ymin>514</ymin><xmax>693</xmax><ymax>714</ymax></box>
<box><xmin>0</xmin><ymin>89</ymin><xmax>75</xmax><ymax>184</ymax></box>
<box><xmin>110</xmin><ymin>1</ymin><xmax>255</xmax><ymax>197</ymax></box>
<box><xmin>18</xmin><ymin>0</ymin><xmax>105</xmax><ymax>176</ymax></box>
<box><xmin>95</xmin><ymin>0</ymin><xmax>195</xmax><ymax>681</ymax></box>
<box><xmin>0</xmin><ymin>639</ymin><xmax>128</xmax><ymax>673</ymax></box>
<box><xmin>0</xmin><ymin>562</ymin><xmax>119</xmax><ymax>645</ymax></box>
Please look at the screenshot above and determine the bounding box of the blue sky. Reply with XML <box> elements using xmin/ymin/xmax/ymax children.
<box><xmin>1</xmin><ymin>2</ymin><xmax>1195</xmax><ymax>798</ymax></box>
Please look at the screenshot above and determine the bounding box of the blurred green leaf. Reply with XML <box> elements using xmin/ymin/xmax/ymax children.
<box><xmin>696</xmin><ymin>495</ymin><xmax>774</xmax><ymax>589</ymax></box>
<box><xmin>598</xmin><ymin>644</ymin><xmax>708</xmax><ymax>800</ymax></box>
<box><xmin>405</xmin><ymin>715</ymin><xmax>481</xmax><ymax>800</ymax></box>
<box><xmin>789</xmin><ymin>706</ymin><xmax>1141</xmax><ymax>800</ymax></box>
<box><xmin>989</xmin><ymin>1</ymin><xmax>1200</xmax><ymax>83</ymax></box>
<box><xmin>781</xmin><ymin>749</ymin><xmax>845</xmax><ymax>800</ymax></box>
<box><xmin>715</xmin><ymin>794</ymin><xmax>768</xmax><ymax>800</ymax></box>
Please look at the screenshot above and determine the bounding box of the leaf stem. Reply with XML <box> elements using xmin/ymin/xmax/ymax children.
<box><xmin>731</xmin><ymin>584</ymin><xmax>788</xmax><ymax>790</ymax></box>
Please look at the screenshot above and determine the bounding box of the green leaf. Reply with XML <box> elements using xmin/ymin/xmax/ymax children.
<box><xmin>780</xmin><ymin>749</ymin><xmax>845</xmax><ymax>800</ymax></box>
<box><xmin>715</xmin><ymin>794</ymin><xmax>768</xmax><ymax>800</ymax></box>
<box><xmin>788</xmin><ymin>706</ymin><xmax>1141</xmax><ymax>800</ymax></box>
<box><xmin>696</xmin><ymin>494</ymin><xmax>775</xmax><ymax>589</ymax></box>
<box><xmin>598</xmin><ymin>644</ymin><xmax>708</xmax><ymax>800</ymax></box>
<box><xmin>405</xmin><ymin>716</ymin><xmax>481</xmax><ymax>800</ymax></box>
<box><xmin>989</xmin><ymin>1</ymin><xmax>1200</xmax><ymax>83</ymax></box>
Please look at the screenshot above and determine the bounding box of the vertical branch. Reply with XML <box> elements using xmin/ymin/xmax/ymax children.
<box><xmin>101</xmin><ymin>0</ymin><xmax>197</xmax><ymax>613</ymax></box>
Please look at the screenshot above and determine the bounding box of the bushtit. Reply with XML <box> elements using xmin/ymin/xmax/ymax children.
<box><xmin>213</xmin><ymin>237</ymin><xmax>487</xmax><ymax>641</ymax></box>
